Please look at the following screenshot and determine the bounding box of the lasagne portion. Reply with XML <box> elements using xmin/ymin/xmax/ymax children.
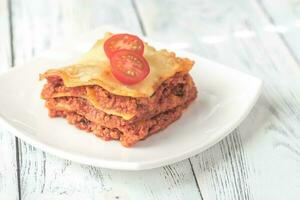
<box><xmin>40</xmin><ymin>33</ymin><xmax>197</xmax><ymax>147</ymax></box>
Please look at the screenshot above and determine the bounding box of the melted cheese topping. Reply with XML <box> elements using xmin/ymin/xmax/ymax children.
<box><xmin>40</xmin><ymin>33</ymin><xmax>194</xmax><ymax>97</ymax></box>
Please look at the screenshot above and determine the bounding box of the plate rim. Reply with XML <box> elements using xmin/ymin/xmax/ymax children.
<box><xmin>0</xmin><ymin>56</ymin><xmax>262</xmax><ymax>171</ymax></box>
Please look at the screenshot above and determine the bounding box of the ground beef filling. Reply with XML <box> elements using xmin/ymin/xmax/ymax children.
<box><xmin>49</xmin><ymin>102</ymin><xmax>188</xmax><ymax>147</ymax></box>
<box><xmin>41</xmin><ymin>73</ymin><xmax>196</xmax><ymax>120</ymax></box>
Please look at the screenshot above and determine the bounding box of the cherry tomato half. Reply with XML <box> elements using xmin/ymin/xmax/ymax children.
<box><xmin>104</xmin><ymin>33</ymin><xmax>144</xmax><ymax>58</ymax></box>
<box><xmin>110</xmin><ymin>50</ymin><xmax>150</xmax><ymax>85</ymax></box>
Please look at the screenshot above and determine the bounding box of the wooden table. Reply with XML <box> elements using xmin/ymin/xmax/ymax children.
<box><xmin>1</xmin><ymin>0</ymin><xmax>300</xmax><ymax>199</ymax></box>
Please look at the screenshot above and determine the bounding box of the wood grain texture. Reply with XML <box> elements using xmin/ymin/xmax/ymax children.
<box><xmin>0</xmin><ymin>131</ymin><xmax>18</xmax><ymax>200</ymax></box>
<box><xmin>0</xmin><ymin>0</ymin><xmax>12</xmax><ymax>72</ymax></box>
<box><xmin>258</xmin><ymin>0</ymin><xmax>300</xmax><ymax>64</ymax></box>
<box><xmin>10</xmin><ymin>0</ymin><xmax>202</xmax><ymax>199</ymax></box>
<box><xmin>0</xmin><ymin>0</ymin><xmax>18</xmax><ymax>199</ymax></box>
<box><xmin>135</xmin><ymin>0</ymin><xmax>300</xmax><ymax>199</ymax></box>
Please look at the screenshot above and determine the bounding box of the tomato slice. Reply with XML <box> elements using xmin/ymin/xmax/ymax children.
<box><xmin>110</xmin><ymin>50</ymin><xmax>150</xmax><ymax>85</ymax></box>
<box><xmin>104</xmin><ymin>33</ymin><xmax>144</xmax><ymax>58</ymax></box>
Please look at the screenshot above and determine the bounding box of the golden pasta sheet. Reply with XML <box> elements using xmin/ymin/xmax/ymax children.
<box><xmin>40</xmin><ymin>33</ymin><xmax>194</xmax><ymax>97</ymax></box>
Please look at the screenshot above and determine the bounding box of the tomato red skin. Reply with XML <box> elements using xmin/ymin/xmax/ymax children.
<box><xmin>109</xmin><ymin>50</ymin><xmax>150</xmax><ymax>85</ymax></box>
<box><xmin>104</xmin><ymin>33</ymin><xmax>144</xmax><ymax>58</ymax></box>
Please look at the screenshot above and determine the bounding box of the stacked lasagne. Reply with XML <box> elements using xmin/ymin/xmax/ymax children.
<box><xmin>40</xmin><ymin>33</ymin><xmax>197</xmax><ymax>147</ymax></box>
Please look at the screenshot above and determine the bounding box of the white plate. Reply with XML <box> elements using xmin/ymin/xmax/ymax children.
<box><xmin>0</xmin><ymin>26</ymin><xmax>262</xmax><ymax>170</ymax></box>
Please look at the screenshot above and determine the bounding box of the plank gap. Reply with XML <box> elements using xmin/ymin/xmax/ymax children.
<box><xmin>131</xmin><ymin>0</ymin><xmax>146</xmax><ymax>35</ymax></box>
<box><xmin>14</xmin><ymin>138</ymin><xmax>22</xmax><ymax>200</ymax></box>
<box><xmin>188</xmin><ymin>159</ymin><xmax>203</xmax><ymax>200</ymax></box>
<box><xmin>8</xmin><ymin>0</ymin><xmax>21</xmax><ymax>199</ymax></box>
<box><xmin>7</xmin><ymin>0</ymin><xmax>15</xmax><ymax>67</ymax></box>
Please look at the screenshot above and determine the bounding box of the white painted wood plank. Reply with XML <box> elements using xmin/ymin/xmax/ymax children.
<box><xmin>19</xmin><ymin>155</ymin><xmax>201</xmax><ymax>200</ymax></box>
<box><xmin>258</xmin><ymin>0</ymin><xmax>300</xmax><ymax>64</ymax></box>
<box><xmin>0</xmin><ymin>0</ymin><xmax>19</xmax><ymax>199</ymax></box>
<box><xmin>135</xmin><ymin>0</ymin><xmax>300</xmax><ymax>199</ymax></box>
<box><xmin>0</xmin><ymin>132</ymin><xmax>18</xmax><ymax>200</ymax></box>
<box><xmin>0</xmin><ymin>0</ymin><xmax>12</xmax><ymax>72</ymax></box>
<box><xmin>11</xmin><ymin>0</ymin><xmax>202</xmax><ymax>199</ymax></box>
